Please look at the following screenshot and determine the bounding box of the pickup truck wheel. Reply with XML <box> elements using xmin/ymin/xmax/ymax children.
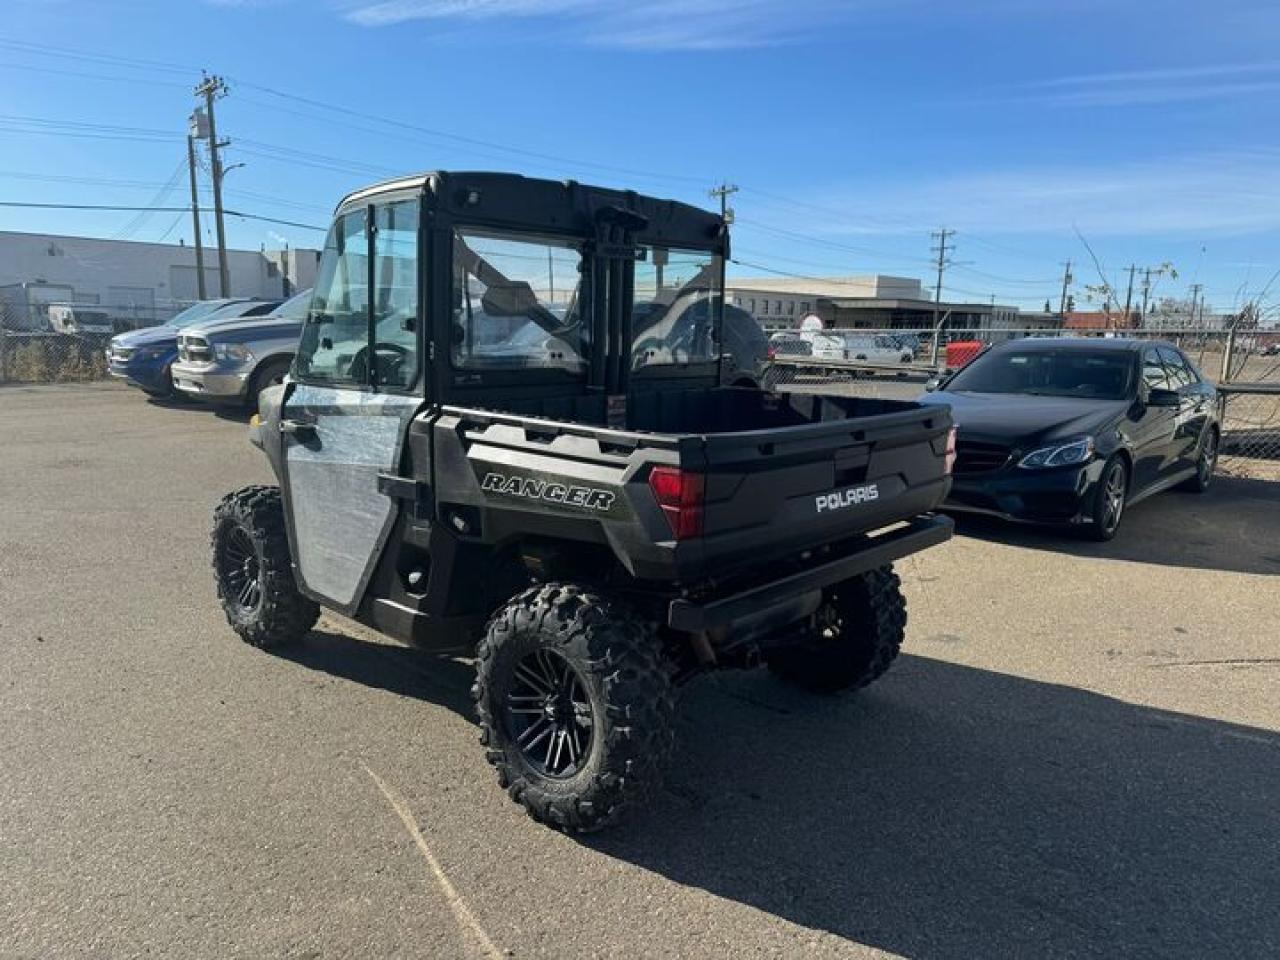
<box><xmin>211</xmin><ymin>486</ymin><xmax>319</xmax><ymax>648</ymax></box>
<box><xmin>766</xmin><ymin>566</ymin><xmax>906</xmax><ymax>694</ymax></box>
<box><xmin>473</xmin><ymin>583</ymin><xmax>676</xmax><ymax>832</ymax></box>
<box><xmin>248</xmin><ymin>358</ymin><xmax>291</xmax><ymax>411</ymax></box>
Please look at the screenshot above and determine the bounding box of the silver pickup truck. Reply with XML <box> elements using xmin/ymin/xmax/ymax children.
<box><xmin>172</xmin><ymin>289</ymin><xmax>310</xmax><ymax>409</ymax></box>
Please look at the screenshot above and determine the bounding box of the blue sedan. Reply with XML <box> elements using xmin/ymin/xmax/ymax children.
<box><xmin>107</xmin><ymin>299</ymin><xmax>279</xmax><ymax>396</ymax></box>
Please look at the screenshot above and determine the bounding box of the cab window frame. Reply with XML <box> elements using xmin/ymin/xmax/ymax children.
<box><xmin>292</xmin><ymin>192</ymin><xmax>424</xmax><ymax>395</ymax></box>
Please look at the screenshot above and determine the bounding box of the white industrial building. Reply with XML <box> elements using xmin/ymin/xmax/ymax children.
<box><xmin>0</xmin><ymin>230</ymin><xmax>319</xmax><ymax>328</ymax></box>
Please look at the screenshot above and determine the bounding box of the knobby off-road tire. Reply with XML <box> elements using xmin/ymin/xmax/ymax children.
<box><xmin>473</xmin><ymin>584</ymin><xmax>676</xmax><ymax>833</ymax></box>
<box><xmin>211</xmin><ymin>485</ymin><xmax>319</xmax><ymax>648</ymax></box>
<box><xmin>766</xmin><ymin>565</ymin><xmax>907</xmax><ymax>694</ymax></box>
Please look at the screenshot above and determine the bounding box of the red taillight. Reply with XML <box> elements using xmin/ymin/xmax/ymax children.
<box><xmin>648</xmin><ymin>466</ymin><xmax>704</xmax><ymax>539</ymax></box>
<box><xmin>767</xmin><ymin>345</ymin><xmax>777</xmax><ymax>360</ymax></box>
<box><xmin>944</xmin><ymin>426</ymin><xmax>958</xmax><ymax>475</ymax></box>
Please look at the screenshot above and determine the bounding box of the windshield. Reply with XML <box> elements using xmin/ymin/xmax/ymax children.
<box><xmin>272</xmin><ymin>289</ymin><xmax>313</xmax><ymax>322</ymax></box>
<box><xmin>946</xmin><ymin>348</ymin><xmax>1135</xmax><ymax>400</ymax></box>
<box><xmin>166</xmin><ymin>300</ymin><xmax>243</xmax><ymax>330</ymax></box>
<box><xmin>631</xmin><ymin>247</ymin><xmax>723</xmax><ymax>371</ymax></box>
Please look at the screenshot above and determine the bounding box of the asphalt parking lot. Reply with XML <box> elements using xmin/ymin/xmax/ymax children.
<box><xmin>3</xmin><ymin>382</ymin><xmax>1278</xmax><ymax>959</ymax></box>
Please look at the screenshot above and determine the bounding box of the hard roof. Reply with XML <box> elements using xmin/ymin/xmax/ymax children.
<box><xmin>993</xmin><ymin>336</ymin><xmax>1159</xmax><ymax>352</ymax></box>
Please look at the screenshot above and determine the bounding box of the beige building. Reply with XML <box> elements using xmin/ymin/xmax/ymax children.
<box><xmin>726</xmin><ymin>274</ymin><xmax>1021</xmax><ymax>334</ymax></box>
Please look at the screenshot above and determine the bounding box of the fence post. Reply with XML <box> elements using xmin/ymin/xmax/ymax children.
<box><xmin>1220</xmin><ymin>322</ymin><xmax>1237</xmax><ymax>383</ymax></box>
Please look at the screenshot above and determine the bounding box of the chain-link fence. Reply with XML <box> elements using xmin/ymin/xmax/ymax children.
<box><xmin>0</xmin><ymin>296</ymin><xmax>195</xmax><ymax>385</ymax></box>
<box><xmin>763</xmin><ymin>326</ymin><xmax>1280</xmax><ymax>480</ymax></box>
<box><xmin>0</xmin><ymin>331</ymin><xmax>114</xmax><ymax>384</ymax></box>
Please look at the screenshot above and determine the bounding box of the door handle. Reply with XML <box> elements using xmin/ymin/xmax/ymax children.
<box><xmin>280</xmin><ymin>417</ymin><xmax>317</xmax><ymax>439</ymax></box>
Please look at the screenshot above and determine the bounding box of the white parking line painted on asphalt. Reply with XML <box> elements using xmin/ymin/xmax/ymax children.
<box><xmin>362</xmin><ymin>764</ymin><xmax>504</xmax><ymax>960</ymax></box>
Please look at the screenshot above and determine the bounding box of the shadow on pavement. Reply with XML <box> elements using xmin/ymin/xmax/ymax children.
<box><xmin>273</xmin><ymin>629</ymin><xmax>476</xmax><ymax>722</ymax></box>
<box><xmin>947</xmin><ymin>474</ymin><xmax>1280</xmax><ymax>576</ymax></box>
<box><xmin>590</xmin><ymin>656</ymin><xmax>1280</xmax><ymax>958</ymax></box>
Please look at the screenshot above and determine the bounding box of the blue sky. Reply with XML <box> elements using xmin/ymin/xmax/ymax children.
<box><xmin>2</xmin><ymin>0</ymin><xmax>1279</xmax><ymax>313</ymax></box>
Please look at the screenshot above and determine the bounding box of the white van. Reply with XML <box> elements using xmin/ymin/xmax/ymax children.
<box><xmin>844</xmin><ymin>334</ymin><xmax>916</xmax><ymax>365</ymax></box>
<box><xmin>48</xmin><ymin>304</ymin><xmax>116</xmax><ymax>335</ymax></box>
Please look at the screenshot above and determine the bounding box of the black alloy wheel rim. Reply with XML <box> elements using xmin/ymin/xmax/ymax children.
<box><xmin>1101</xmin><ymin>464</ymin><xmax>1126</xmax><ymax>533</ymax></box>
<box><xmin>219</xmin><ymin>525</ymin><xmax>263</xmax><ymax>614</ymax></box>
<box><xmin>1200</xmin><ymin>433</ymin><xmax>1218</xmax><ymax>484</ymax></box>
<box><xmin>505</xmin><ymin>649</ymin><xmax>594</xmax><ymax>779</ymax></box>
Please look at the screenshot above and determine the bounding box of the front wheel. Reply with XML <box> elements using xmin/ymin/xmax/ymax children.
<box><xmin>211</xmin><ymin>486</ymin><xmax>319</xmax><ymax>648</ymax></box>
<box><xmin>1085</xmin><ymin>456</ymin><xmax>1127</xmax><ymax>541</ymax></box>
<box><xmin>765</xmin><ymin>566</ymin><xmax>907</xmax><ymax>694</ymax></box>
<box><xmin>473</xmin><ymin>584</ymin><xmax>676</xmax><ymax>832</ymax></box>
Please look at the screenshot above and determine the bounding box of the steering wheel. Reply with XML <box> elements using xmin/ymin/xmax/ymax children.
<box><xmin>350</xmin><ymin>342</ymin><xmax>411</xmax><ymax>384</ymax></box>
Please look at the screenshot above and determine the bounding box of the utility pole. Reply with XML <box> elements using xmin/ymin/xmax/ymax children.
<box><xmin>930</xmin><ymin>228</ymin><xmax>953</xmax><ymax>325</ymax></box>
<box><xmin>1122</xmin><ymin>264</ymin><xmax>1137</xmax><ymax>325</ymax></box>
<box><xmin>708</xmin><ymin>182</ymin><xmax>739</xmax><ymax>223</ymax></box>
<box><xmin>1140</xmin><ymin>268</ymin><xmax>1152</xmax><ymax>324</ymax></box>
<box><xmin>929</xmin><ymin>228</ymin><xmax>953</xmax><ymax>366</ymax></box>
<box><xmin>1188</xmin><ymin>283</ymin><xmax>1203</xmax><ymax>328</ymax></box>
<box><xmin>196</xmin><ymin>74</ymin><xmax>231</xmax><ymax>298</ymax></box>
<box><xmin>1059</xmin><ymin>260</ymin><xmax>1073</xmax><ymax>316</ymax></box>
<box><xmin>185</xmin><ymin>131</ymin><xmax>207</xmax><ymax>301</ymax></box>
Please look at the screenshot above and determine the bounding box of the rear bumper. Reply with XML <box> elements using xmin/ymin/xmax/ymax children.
<box><xmin>667</xmin><ymin>514</ymin><xmax>953</xmax><ymax>631</ymax></box>
<box><xmin>171</xmin><ymin>361</ymin><xmax>250</xmax><ymax>402</ymax></box>
<box><xmin>944</xmin><ymin>460</ymin><xmax>1105</xmax><ymax>525</ymax></box>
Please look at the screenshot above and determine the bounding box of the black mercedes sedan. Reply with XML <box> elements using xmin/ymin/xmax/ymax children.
<box><xmin>919</xmin><ymin>338</ymin><xmax>1222</xmax><ymax>540</ymax></box>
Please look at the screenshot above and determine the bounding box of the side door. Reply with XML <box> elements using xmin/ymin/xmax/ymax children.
<box><xmin>1159</xmin><ymin>345</ymin><xmax>1207</xmax><ymax>470</ymax></box>
<box><xmin>1128</xmin><ymin>346</ymin><xmax>1176</xmax><ymax>490</ymax></box>
<box><xmin>280</xmin><ymin>198</ymin><xmax>425</xmax><ymax>612</ymax></box>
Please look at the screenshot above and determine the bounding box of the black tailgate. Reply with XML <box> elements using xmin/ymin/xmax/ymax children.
<box><xmin>691</xmin><ymin>399</ymin><xmax>953</xmax><ymax>578</ymax></box>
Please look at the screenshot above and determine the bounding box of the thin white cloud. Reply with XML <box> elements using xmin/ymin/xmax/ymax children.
<box><xmin>1015</xmin><ymin>60</ymin><xmax>1280</xmax><ymax>107</ymax></box>
<box><xmin>345</xmin><ymin>0</ymin><xmax>596</xmax><ymax>27</ymax></box>
<box><xmin>340</xmin><ymin>0</ymin><xmax>864</xmax><ymax>49</ymax></box>
<box><xmin>789</xmin><ymin>152</ymin><xmax>1280</xmax><ymax>238</ymax></box>
<box><xmin>1030</xmin><ymin>61</ymin><xmax>1280</xmax><ymax>89</ymax></box>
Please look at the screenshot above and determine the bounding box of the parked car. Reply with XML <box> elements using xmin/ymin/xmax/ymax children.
<box><xmin>920</xmin><ymin>338</ymin><xmax>1221</xmax><ymax>540</ymax></box>
<box><xmin>171</xmin><ymin>289</ymin><xmax>312</xmax><ymax>409</ymax></box>
<box><xmin>47</xmin><ymin>304</ymin><xmax>115</xmax><ymax>335</ymax></box>
<box><xmin>107</xmin><ymin>298</ymin><xmax>280</xmax><ymax>397</ymax></box>
<box><xmin>209</xmin><ymin>170</ymin><xmax>956</xmax><ymax>832</ymax></box>
<box><xmin>844</xmin><ymin>334</ymin><xmax>915</xmax><ymax>365</ymax></box>
<box><xmin>767</xmin><ymin>331</ymin><xmax>814</xmax><ymax>359</ymax></box>
<box><xmin>801</xmin><ymin>329</ymin><xmax>846</xmax><ymax>361</ymax></box>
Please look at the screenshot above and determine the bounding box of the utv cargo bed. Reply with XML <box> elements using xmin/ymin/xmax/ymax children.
<box><xmin>422</xmin><ymin>386</ymin><xmax>953</xmax><ymax>582</ymax></box>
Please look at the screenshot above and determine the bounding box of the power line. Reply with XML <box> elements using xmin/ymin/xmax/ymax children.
<box><xmin>0</xmin><ymin>201</ymin><xmax>325</xmax><ymax>232</ymax></box>
<box><xmin>734</xmin><ymin>216</ymin><xmax>934</xmax><ymax>265</ymax></box>
<box><xmin>111</xmin><ymin>157</ymin><xmax>187</xmax><ymax>241</ymax></box>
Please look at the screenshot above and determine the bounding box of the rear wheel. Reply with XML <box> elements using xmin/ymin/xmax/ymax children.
<box><xmin>765</xmin><ymin>566</ymin><xmax>906</xmax><ymax>694</ymax></box>
<box><xmin>474</xmin><ymin>584</ymin><xmax>676</xmax><ymax>832</ymax></box>
<box><xmin>1085</xmin><ymin>456</ymin><xmax>1127</xmax><ymax>541</ymax></box>
<box><xmin>211</xmin><ymin>485</ymin><xmax>318</xmax><ymax>648</ymax></box>
<box><xmin>1179</xmin><ymin>428</ymin><xmax>1218</xmax><ymax>493</ymax></box>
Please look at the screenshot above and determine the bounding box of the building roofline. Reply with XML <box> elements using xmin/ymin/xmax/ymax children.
<box><xmin>0</xmin><ymin>228</ymin><xmax>312</xmax><ymax>257</ymax></box>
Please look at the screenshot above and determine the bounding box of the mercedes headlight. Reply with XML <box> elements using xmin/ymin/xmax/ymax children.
<box><xmin>213</xmin><ymin>343</ymin><xmax>255</xmax><ymax>363</ymax></box>
<box><xmin>1018</xmin><ymin>436</ymin><xmax>1095</xmax><ymax>469</ymax></box>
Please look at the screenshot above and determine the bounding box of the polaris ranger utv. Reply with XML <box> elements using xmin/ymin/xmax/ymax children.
<box><xmin>211</xmin><ymin>171</ymin><xmax>956</xmax><ymax>831</ymax></box>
